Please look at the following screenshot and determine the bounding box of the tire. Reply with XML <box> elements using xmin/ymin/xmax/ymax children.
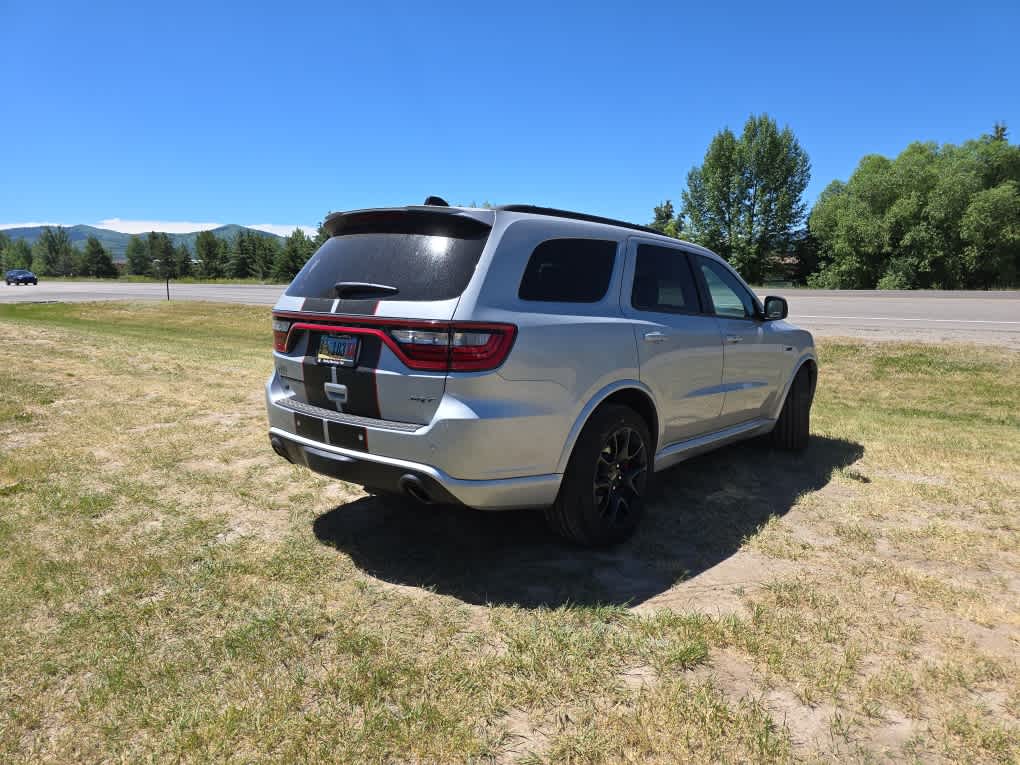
<box><xmin>545</xmin><ymin>404</ymin><xmax>651</xmax><ymax>546</ymax></box>
<box><xmin>771</xmin><ymin>367</ymin><xmax>813</xmax><ymax>450</ymax></box>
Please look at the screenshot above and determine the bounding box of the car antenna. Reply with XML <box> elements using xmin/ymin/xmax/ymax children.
<box><xmin>423</xmin><ymin>196</ymin><xmax>449</xmax><ymax>206</ymax></box>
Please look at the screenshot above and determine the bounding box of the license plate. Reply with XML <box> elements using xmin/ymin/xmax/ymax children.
<box><xmin>317</xmin><ymin>334</ymin><xmax>360</xmax><ymax>367</ymax></box>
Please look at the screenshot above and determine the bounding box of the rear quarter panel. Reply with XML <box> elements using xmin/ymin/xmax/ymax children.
<box><xmin>447</xmin><ymin>216</ymin><xmax>642</xmax><ymax>477</ymax></box>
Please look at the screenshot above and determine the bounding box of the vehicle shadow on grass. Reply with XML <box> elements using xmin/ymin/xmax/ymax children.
<box><xmin>312</xmin><ymin>435</ymin><xmax>864</xmax><ymax>608</ymax></box>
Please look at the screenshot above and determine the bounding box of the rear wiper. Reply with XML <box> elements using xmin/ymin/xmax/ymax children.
<box><xmin>334</xmin><ymin>281</ymin><xmax>400</xmax><ymax>298</ymax></box>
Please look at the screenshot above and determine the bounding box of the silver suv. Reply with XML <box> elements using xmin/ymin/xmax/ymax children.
<box><xmin>266</xmin><ymin>202</ymin><xmax>817</xmax><ymax>545</ymax></box>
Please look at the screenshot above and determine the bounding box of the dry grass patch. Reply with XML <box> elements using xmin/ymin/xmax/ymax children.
<box><xmin>1</xmin><ymin>303</ymin><xmax>1018</xmax><ymax>763</ymax></box>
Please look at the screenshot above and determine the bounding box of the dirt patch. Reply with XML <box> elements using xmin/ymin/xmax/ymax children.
<box><xmin>634</xmin><ymin>550</ymin><xmax>801</xmax><ymax>616</ymax></box>
<box><xmin>491</xmin><ymin>707</ymin><xmax>551</xmax><ymax>764</ymax></box>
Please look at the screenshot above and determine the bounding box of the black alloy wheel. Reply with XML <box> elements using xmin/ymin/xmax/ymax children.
<box><xmin>594</xmin><ymin>425</ymin><xmax>648</xmax><ymax>530</ymax></box>
<box><xmin>546</xmin><ymin>404</ymin><xmax>652</xmax><ymax>546</ymax></box>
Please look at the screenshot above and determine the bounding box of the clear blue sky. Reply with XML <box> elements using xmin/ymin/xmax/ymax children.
<box><xmin>1</xmin><ymin>0</ymin><xmax>1017</xmax><ymax>233</ymax></box>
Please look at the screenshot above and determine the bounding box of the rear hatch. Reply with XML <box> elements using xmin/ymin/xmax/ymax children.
<box><xmin>272</xmin><ymin>208</ymin><xmax>513</xmax><ymax>427</ymax></box>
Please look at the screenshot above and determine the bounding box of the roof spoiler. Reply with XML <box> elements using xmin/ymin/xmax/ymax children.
<box><xmin>322</xmin><ymin>207</ymin><xmax>495</xmax><ymax>238</ymax></box>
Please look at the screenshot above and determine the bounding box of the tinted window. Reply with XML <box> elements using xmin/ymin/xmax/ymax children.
<box><xmin>286</xmin><ymin>213</ymin><xmax>490</xmax><ymax>301</ymax></box>
<box><xmin>518</xmin><ymin>239</ymin><xmax>617</xmax><ymax>302</ymax></box>
<box><xmin>631</xmin><ymin>245</ymin><xmax>701</xmax><ymax>313</ymax></box>
<box><xmin>697</xmin><ymin>257</ymin><xmax>758</xmax><ymax>319</ymax></box>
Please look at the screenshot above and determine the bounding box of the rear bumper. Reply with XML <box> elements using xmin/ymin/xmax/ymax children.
<box><xmin>268</xmin><ymin>427</ymin><xmax>560</xmax><ymax>510</ymax></box>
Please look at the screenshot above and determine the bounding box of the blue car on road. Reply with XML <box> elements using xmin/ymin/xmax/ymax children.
<box><xmin>5</xmin><ymin>269</ymin><xmax>38</xmax><ymax>286</ymax></box>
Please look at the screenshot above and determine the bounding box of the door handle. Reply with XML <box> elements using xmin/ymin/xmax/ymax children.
<box><xmin>725</xmin><ymin>334</ymin><xmax>743</xmax><ymax>344</ymax></box>
<box><xmin>643</xmin><ymin>331</ymin><xmax>667</xmax><ymax>344</ymax></box>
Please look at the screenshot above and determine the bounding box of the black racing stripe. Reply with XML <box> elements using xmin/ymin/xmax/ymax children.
<box><xmin>293</xmin><ymin>413</ymin><xmax>325</xmax><ymax>442</ymax></box>
<box><xmin>302</xmin><ymin>297</ymin><xmax>334</xmax><ymax>313</ymax></box>
<box><xmin>336</xmin><ymin>298</ymin><xmax>379</xmax><ymax>315</ymax></box>
<box><xmin>333</xmin><ymin>335</ymin><xmax>382</xmax><ymax>419</ymax></box>
<box><xmin>301</xmin><ymin>337</ymin><xmax>336</xmax><ymax>410</ymax></box>
<box><xmin>326</xmin><ymin>421</ymin><xmax>368</xmax><ymax>452</ymax></box>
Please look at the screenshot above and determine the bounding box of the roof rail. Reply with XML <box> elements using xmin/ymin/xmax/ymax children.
<box><xmin>496</xmin><ymin>204</ymin><xmax>662</xmax><ymax>236</ymax></box>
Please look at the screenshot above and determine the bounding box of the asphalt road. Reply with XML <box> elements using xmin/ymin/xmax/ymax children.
<box><xmin>1</xmin><ymin>280</ymin><xmax>1018</xmax><ymax>346</ymax></box>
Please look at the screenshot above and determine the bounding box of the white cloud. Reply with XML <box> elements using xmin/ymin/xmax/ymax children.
<box><xmin>95</xmin><ymin>218</ymin><xmax>226</xmax><ymax>234</ymax></box>
<box><xmin>0</xmin><ymin>221</ymin><xmax>65</xmax><ymax>230</ymax></box>
<box><xmin>1</xmin><ymin>218</ymin><xmax>316</xmax><ymax>237</ymax></box>
<box><xmin>245</xmin><ymin>223</ymin><xmax>318</xmax><ymax>237</ymax></box>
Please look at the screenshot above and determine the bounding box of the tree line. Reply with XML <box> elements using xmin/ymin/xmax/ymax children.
<box><xmin>123</xmin><ymin>227</ymin><xmax>321</xmax><ymax>280</ymax></box>
<box><xmin>0</xmin><ymin>225</ymin><xmax>325</xmax><ymax>281</ymax></box>
<box><xmin>0</xmin><ymin>228</ymin><xmax>119</xmax><ymax>278</ymax></box>
<box><xmin>651</xmin><ymin>116</ymin><xmax>1019</xmax><ymax>288</ymax></box>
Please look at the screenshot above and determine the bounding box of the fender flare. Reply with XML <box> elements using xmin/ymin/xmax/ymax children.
<box><xmin>555</xmin><ymin>379</ymin><xmax>659</xmax><ymax>473</ymax></box>
<box><xmin>769</xmin><ymin>353</ymin><xmax>818</xmax><ymax>421</ymax></box>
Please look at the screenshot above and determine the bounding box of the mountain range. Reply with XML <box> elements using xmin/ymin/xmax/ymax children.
<box><xmin>0</xmin><ymin>224</ymin><xmax>283</xmax><ymax>262</ymax></box>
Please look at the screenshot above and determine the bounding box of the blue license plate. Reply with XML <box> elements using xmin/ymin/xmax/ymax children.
<box><xmin>317</xmin><ymin>334</ymin><xmax>360</xmax><ymax>367</ymax></box>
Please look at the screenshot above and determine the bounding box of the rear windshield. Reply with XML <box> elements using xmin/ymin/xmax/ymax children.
<box><xmin>286</xmin><ymin>213</ymin><xmax>490</xmax><ymax>301</ymax></box>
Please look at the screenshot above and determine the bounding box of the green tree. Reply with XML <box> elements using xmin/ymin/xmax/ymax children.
<box><xmin>227</xmin><ymin>231</ymin><xmax>256</xmax><ymax>278</ymax></box>
<box><xmin>960</xmin><ymin>180</ymin><xmax>1020</xmax><ymax>287</ymax></box>
<box><xmin>649</xmin><ymin>200</ymin><xmax>682</xmax><ymax>238</ymax></box>
<box><xmin>32</xmin><ymin>226</ymin><xmax>74</xmax><ymax>276</ymax></box>
<box><xmin>94</xmin><ymin>244</ymin><xmax>118</xmax><ymax>278</ymax></box>
<box><xmin>3</xmin><ymin>239</ymin><xmax>33</xmax><ymax>271</ymax></box>
<box><xmin>808</xmin><ymin>127</ymin><xmax>1020</xmax><ymax>288</ymax></box>
<box><xmin>173</xmin><ymin>242</ymin><xmax>193</xmax><ymax>278</ymax></box>
<box><xmin>273</xmin><ymin>228</ymin><xmax>315</xmax><ymax>280</ymax></box>
<box><xmin>251</xmin><ymin>234</ymin><xmax>280</xmax><ymax>280</ymax></box>
<box><xmin>313</xmin><ymin>213</ymin><xmax>333</xmax><ymax>249</ymax></box>
<box><xmin>70</xmin><ymin>246</ymin><xmax>85</xmax><ymax>275</ymax></box>
<box><xmin>680</xmin><ymin>114</ymin><xmax>811</xmax><ymax>283</ymax></box>
<box><xmin>194</xmin><ymin>230</ymin><xmax>224</xmax><ymax>278</ymax></box>
<box><xmin>145</xmin><ymin>232</ymin><xmax>176</xmax><ymax>277</ymax></box>
<box><xmin>76</xmin><ymin>236</ymin><xmax>116</xmax><ymax>277</ymax></box>
<box><xmin>125</xmin><ymin>235</ymin><xmax>150</xmax><ymax>275</ymax></box>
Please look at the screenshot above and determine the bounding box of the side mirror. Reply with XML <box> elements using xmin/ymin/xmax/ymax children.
<box><xmin>763</xmin><ymin>296</ymin><xmax>788</xmax><ymax>320</ymax></box>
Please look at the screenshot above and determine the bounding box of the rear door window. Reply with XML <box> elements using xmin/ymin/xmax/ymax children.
<box><xmin>631</xmin><ymin>245</ymin><xmax>701</xmax><ymax>313</ymax></box>
<box><xmin>518</xmin><ymin>238</ymin><xmax>617</xmax><ymax>302</ymax></box>
<box><xmin>286</xmin><ymin>213</ymin><xmax>491</xmax><ymax>301</ymax></box>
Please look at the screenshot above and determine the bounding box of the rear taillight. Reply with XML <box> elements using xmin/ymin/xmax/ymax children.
<box><xmin>389</xmin><ymin>329</ymin><xmax>451</xmax><ymax>369</ymax></box>
<box><xmin>272</xmin><ymin>318</ymin><xmax>291</xmax><ymax>352</ymax></box>
<box><xmin>390</xmin><ymin>323</ymin><xmax>517</xmax><ymax>372</ymax></box>
<box><xmin>270</xmin><ymin>313</ymin><xmax>517</xmax><ymax>372</ymax></box>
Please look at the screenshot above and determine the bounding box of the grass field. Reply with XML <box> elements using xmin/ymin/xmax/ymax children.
<box><xmin>1</xmin><ymin>302</ymin><xmax>1017</xmax><ymax>763</ymax></box>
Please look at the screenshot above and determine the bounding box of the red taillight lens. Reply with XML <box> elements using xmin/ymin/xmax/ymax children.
<box><xmin>272</xmin><ymin>318</ymin><xmax>290</xmax><ymax>352</ymax></box>
<box><xmin>389</xmin><ymin>323</ymin><xmax>516</xmax><ymax>371</ymax></box>
<box><xmin>388</xmin><ymin>328</ymin><xmax>450</xmax><ymax>370</ymax></box>
<box><xmin>449</xmin><ymin>327</ymin><xmax>517</xmax><ymax>371</ymax></box>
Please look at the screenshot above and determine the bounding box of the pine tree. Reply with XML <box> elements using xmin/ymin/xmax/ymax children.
<box><xmin>79</xmin><ymin>236</ymin><xmax>111</xmax><ymax>276</ymax></box>
<box><xmin>251</xmin><ymin>234</ymin><xmax>279</xmax><ymax>280</ymax></box>
<box><xmin>228</xmin><ymin>231</ymin><xmax>255</xmax><ymax>278</ymax></box>
<box><xmin>273</xmin><ymin>228</ymin><xmax>315</xmax><ymax>280</ymax></box>
<box><xmin>94</xmin><ymin>243</ymin><xmax>118</xmax><ymax>278</ymax></box>
<box><xmin>194</xmin><ymin>230</ymin><xmax>223</xmax><ymax>278</ymax></box>
<box><xmin>146</xmin><ymin>232</ymin><xmax>175</xmax><ymax>277</ymax></box>
<box><xmin>173</xmin><ymin>242</ymin><xmax>193</xmax><ymax>278</ymax></box>
<box><xmin>125</xmin><ymin>236</ymin><xmax>150</xmax><ymax>275</ymax></box>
